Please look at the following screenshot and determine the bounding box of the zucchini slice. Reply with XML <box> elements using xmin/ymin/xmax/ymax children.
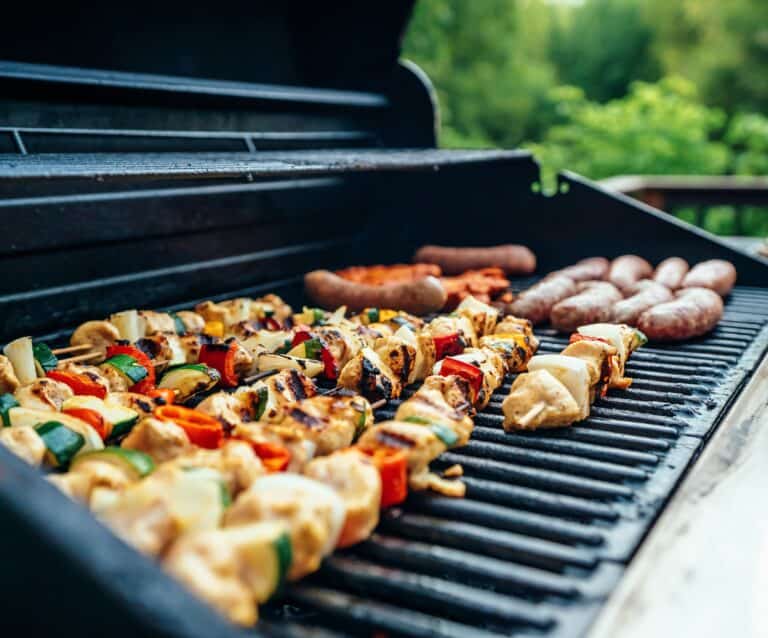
<box><xmin>62</xmin><ymin>395</ymin><xmax>139</xmax><ymax>439</ymax></box>
<box><xmin>256</xmin><ymin>354</ymin><xmax>323</xmax><ymax>378</ymax></box>
<box><xmin>32</xmin><ymin>342</ymin><xmax>58</xmax><ymax>376</ymax></box>
<box><xmin>4</xmin><ymin>337</ymin><xmax>37</xmax><ymax>385</ymax></box>
<box><xmin>0</xmin><ymin>393</ymin><xmax>19</xmax><ymax>427</ymax></box>
<box><xmin>71</xmin><ymin>446</ymin><xmax>154</xmax><ymax>479</ymax></box>
<box><xmin>158</xmin><ymin>364</ymin><xmax>220</xmax><ymax>401</ymax></box>
<box><xmin>35</xmin><ymin>421</ymin><xmax>85</xmax><ymax>468</ymax></box>
<box><xmin>9</xmin><ymin>407</ymin><xmax>104</xmax><ymax>455</ymax></box>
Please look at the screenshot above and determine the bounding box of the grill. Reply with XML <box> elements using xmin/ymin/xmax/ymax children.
<box><xmin>269</xmin><ymin>285</ymin><xmax>768</xmax><ymax>638</ymax></box>
<box><xmin>1</xmin><ymin>7</ymin><xmax>768</xmax><ymax>637</ymax></box>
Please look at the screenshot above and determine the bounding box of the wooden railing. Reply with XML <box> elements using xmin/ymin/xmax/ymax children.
<box><xmin>598</xmin><ymin>175</ymin><xmax>768</xmax><ymax>235</ymax></box>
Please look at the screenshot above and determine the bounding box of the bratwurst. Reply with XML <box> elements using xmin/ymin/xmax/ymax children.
<box><xmin>304</xmin><ymin>270</ymin><xmax>447</xmax><ymax>315</ymax></box>
<box><xmin>682</xmin><ymin>260</ymin><xmax>737</xmax><ymax>296</ymax></box>
<box><xmin>508</xmin><ymin>275</ymin><xmax>577</xmax><ymax>324</ymax></box>
<box><xmin>612</xmin><ymin>280</ymin><xmax>674</xmax><ymax>325</ymax></box>
<box><xmin>413</xmin><ymin>244</ymin><xmax>536</xmax><ymax>276</ymax></box>
<box><xmin>637</xmin><ymin>287</ymin><xmax>723</xmax><ymax>341</ymax></box>
<box><xmin>653</xmin><ymin>257</ymin><xmax>689</xmax><ymax>289</ymax></box>
<box><xmin>554</xmin><ymin>257</ymin><xmax>611</xmax><ymax>282</ymax></box>
<box><xmin>608</xmin><ymin>255</ymin><xmax>654</xmax><ymax>292</ymax></box>
<box><xmin>550</xmin><ymin>281</ymin><xmax>623</xmax><ymax>332</ymax></box>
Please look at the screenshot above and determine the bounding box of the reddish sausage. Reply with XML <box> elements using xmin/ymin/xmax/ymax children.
<box><xmin>612</xmin><ymin>280</ymin><xmax>673</xmax><ymax>325</ymax></box>
<box><xmin>554</xmin><ymin>257</ymin><xmax>610</xmax><ymax>282</ymax></box>
<box><xmin>637</xmin><ymin>288</ymin><xmax>723</xmax><ymax>341</ymax></box>
<box><xmin>682</xmin><ymin>260</ymin><xmax>737</xmax><ymax>296</ymax></box>
<box><xmin>550</xmin><ymin>282</ymin><xmax>623</xmax><ymax>332</ymax></box>
<box><xmin>653</xmin><ymin>257</ymin><xmax>689</xmax><ymax>289</ymax></box>
<box><xmin>608</xmin><ymin>255</ymin><xmax>653</xmax><ymax>292</ymax></box>
<box><xmin>508</xmin><ymin>275</ymin><xmax>577</xmax><ymax>324</ymax></box>
<box><xmin>413</xmin><ymin>244</ymin><xmax>536</xmax><ymax>275</ymax></box>
<box><xmin>304</xmin><ymin>270</ymin><xmax>447</xmax><ymax>315</ymax></box>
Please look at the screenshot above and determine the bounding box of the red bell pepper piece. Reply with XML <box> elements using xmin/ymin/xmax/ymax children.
<box><xmin>46</xmin><ymin>370</ymin><xmax>107</xmax><ymax>399</ymax></box>
<box><xmin>105</xmin><ymin>344</ymin><xmax>156</xmax><ymax>392</ymax></box>
<box><xmin>147</xmin><ymin>387</ymin><xmax>176</xmax><ymax>404</ymax></box>
<box><xmin>249</xmin><ymin>441</ymin><xmax>291</xmax><ymax>473</ymax></box>
<box><xmin>63</xmin><ymin>407</ymin><xmax>110</xmax><ymax>440</ymax></box>
<box><xmin>198</xmin><ymin>342</ymin><xmax>239</xmax><ymax>388</ymax></box>
<box><xmin>367</xmin><ymin>448</ymin><xmax>408</xmax><ymax>508</ymax></box>
<box><xmin>440</xmin><ymin>357</ymin><xmax>483</xmax><ymax>401</ymax></box>
<box><xmin>320</xmin><ymin>346</ymin><xmax>338</xmax><ymax>380</ymax></box>
<box><xmin>265</xmin><ymin>317</ymin><xmax>282</xmax><ymax>331</ymax></box>
<box><xmin>291</xmin><ymin>330</ymin><xmax>313</xmax><ymax>348</ymax></box>
<box><xmin>433</xmin><ymin>332</ymin><xmax>464</xmax><ymax>360</ymax></box>
<box><xmin>153</xmin><ymin>405</ymin><xmax>223</xmax><ymax>449</ymax></box>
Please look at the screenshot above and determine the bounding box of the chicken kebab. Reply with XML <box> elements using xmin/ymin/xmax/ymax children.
<box><xmin>502</xmin><ymin>323</ymin><xmax>646</xmax><ymax>430</ymax></box>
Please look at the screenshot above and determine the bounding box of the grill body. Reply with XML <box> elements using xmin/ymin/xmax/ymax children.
<box><xmin>0</xmin><ymin>58</ymin><xmax>767</xmax><ymax>638</ymax></box>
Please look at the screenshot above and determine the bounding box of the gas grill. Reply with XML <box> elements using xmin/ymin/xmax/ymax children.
<box><xmin>1</xmin><ymin>5</ymin><xmax>767</xmax><ymax>638</ymax></box>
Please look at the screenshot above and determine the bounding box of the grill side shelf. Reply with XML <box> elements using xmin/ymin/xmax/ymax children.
<box><xmin>267</xmin><ymin>285</ymin><xmax>768</xmax><ymax>637</ymax></box>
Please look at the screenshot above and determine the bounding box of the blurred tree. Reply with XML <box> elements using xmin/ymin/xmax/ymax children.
<box><xmin>727</xmin><ymin>113</ymin><xmax>768</xmax><ymax>176</ymax></box>
<box><xmin>402</xmin><ymin>0</ymin><xmax>558</xmax><ymax>147</ymax></box>
<box><xmin>549</xmin><ymin>0</ymin><xmax>660</xmax><ymax>102</ymax></box>
<box><xmin>526</xmin><ymin>77</ymin><xmax>731</xmax><ymax>186</ymax></box>
<box><xmin>645</xmin><ymin>0</ymin><xmax>768</xmax><ymax>114</ymax></box>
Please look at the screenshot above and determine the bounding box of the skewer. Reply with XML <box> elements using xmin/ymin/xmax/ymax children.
<box><xmin>517</xmin><ymin>402</ymin><xmax>547</xmax><ymax>428</ymax></box>
<box><xmin>242</xmin><ymin>369</ymin><xmax>280</xmax><ymax>384</ymax></box>
<box><xmin>57</xmin><ymin>351</ymin><xmax>102</xmax><ymax>364</ymax></box>
<box><xmin>370</xmin><ymin>399</ymin><xmax>386</xmax><ymax>410</ymax></box>
<box><xmin>51</xmin><ymin>343</ymin><xmax>93</xmax><ymax>355</ymax></box>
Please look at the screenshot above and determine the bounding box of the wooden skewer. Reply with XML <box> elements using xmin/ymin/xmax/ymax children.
<box><xmin>51</xmin><ymin>343</ymin><xmax>93</xmax><ymax>355</ymax></box>
<box><xmin>370</xmin><ymin>399</ymin><xmax>386</xmax><ymax>410</ymax></box>
<box><xmin>57</xmin><ymin>351</ymin><xmax>102</xmax><ymax>364</ymax></box>
<box><xmin>242</xmin><ymin>369</ymin><xmax>280</xmax><ymax>384</ymax></box>
<box><xmin>517</xmin><ymin>401</ymin><xmax>547</xmax><ymax>428</ymax></box>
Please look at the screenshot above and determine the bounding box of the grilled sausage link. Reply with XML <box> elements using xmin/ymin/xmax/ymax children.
<box><xmin>637</xmin><ymin>287</ymin><xmax>724</xmax><ymax>341</ymax></box>
<box><xmin>653</xmin><ymin>257</ymin><xmax>689</xmax><ymax>289</ymax></box>
<box><xmin>413</xmin><ymin>244</ymin><xmax>536</xmax><ymax>276</ymax></box>
<box><xmin>550</xmin><ymin>281</ymin><xmax>623</xmax><ymax>332</ymax></box>
<box><xmin>612</xmin><ymin>280</ymin><xmax>674</xmax><ymax>325</ymax></box>
<box><xmin>682</xmin><ymin>260</ymin><xmax>737</xmax><ymax>296</ymax></box>
<box><xmin>554</xmin><ymin>257</ymin><xmax>610</xmax><ymax>282</ymax></box>
<box><xmin>508</xmin><ymin>275</ymin><xmax>577</xmax><ymax>324</ymax></box>
<box><xmin>608</xmin><ymin>255</ymin><xmax>653</xmax><ymax>292</ymax></box>
<box><xmin>304</xmin><ymin>270</ymin><xmax>447</xmax><ymax>315</ymax></box>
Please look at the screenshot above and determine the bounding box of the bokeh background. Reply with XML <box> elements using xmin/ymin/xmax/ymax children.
<box><xmin>402</xmin><ymin>0</ymin><xmax>768</xmax><ymax>237</ymax></box>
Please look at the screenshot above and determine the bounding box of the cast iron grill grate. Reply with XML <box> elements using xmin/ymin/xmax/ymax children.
<box><xmin>261</xmin><ymin>284</ymin><xmax>768</xmax><ymax>637</ymax></box>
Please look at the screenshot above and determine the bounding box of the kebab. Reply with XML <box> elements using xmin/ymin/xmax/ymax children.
<box><xmin>502</xmin><ymin>323</ymin><xmax>646</xmax><ymax>430</ymax></box>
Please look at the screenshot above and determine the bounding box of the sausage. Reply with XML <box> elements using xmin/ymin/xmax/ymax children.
<box><xmin>508</xmin><ymin>275</ymin><xmax>577</xmax><ymax>324</ymax></box>
<box><xmin>550</xmin><ymin>282</ymin><xmax>623</xmax><ymax>332</ymax></box>
<box><xmin>304</xmin><ymin>270</ymin><xmax>447</xmax><ymax>315</ymax></box>
<box><xmin>608</xmin><ymin>255</ymin><xmax>653</xmax><ymax>292</ymax></box>
<box><xmin>653</xmin><ymin>257</ymin><xmax>689</xmax><ymax>289</ymax></box>
<box><xmin>413</xmin><ymin>244</ymin><xmax>536</xmax><ymax>276</ymax></box>
<box><xmin>612</xmin><ymin>280</ymin><xmax>674</xmax><ymax>325</ymax></box>
<box><xmin>637</xmin><ymin>287</ymin><xmax>724</xmax><ymax>341</ymax></box>
<box><xmin>553</xmin><ymin>257</ymin><xmax>610</xmax><ymax>282</ymax></box>
<box><xmin>682</xmin><ymin>260</ymin><xmax>737</xmax><ymax>296</ymax></box>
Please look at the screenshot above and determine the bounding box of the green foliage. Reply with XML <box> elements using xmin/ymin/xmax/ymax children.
<box><xmin>526</xmin><ymin>77</ymin><xmax>730</xmax><ymax>187</ymax></box>
<box><xmin>550</xmin><ymin>0</ymin><xmax>659</xmax><ymax>102</ymax></box>
<box><xmin>726</xmin><ymin>113</ymin><xmax>768</xmax><ymax>176</ymax></box>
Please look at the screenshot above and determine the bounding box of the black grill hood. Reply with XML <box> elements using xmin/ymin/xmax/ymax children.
<box><xmin>0</xmin><ymin>2</ymin><xmax>416</xmax><ymax>91</ymax></box>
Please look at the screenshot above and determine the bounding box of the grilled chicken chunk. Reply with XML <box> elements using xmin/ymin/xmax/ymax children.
<box><xmin>373</xmin><ymin>336</ymin><xmax>416</xmax><ymax>386</ymax></box>
<box><xmin>224</xmin><ymin>474</ymin><xmax>345</xmax><ymax>580</ymax></box>
<box><xmin>0</xmin><ymin>425</ymin><xmax>45</xmax><ymax>465</ymax></box>
<box><xmin>338</xmin><ymin>347</ymin><xmax>402</xmax><ymax>401</ymax></box>
<box><xmin>502</xmin><ymin>369</ymin><xmax>582</xmax><ymax>430</ymax></box>
<box><xmin>14</xmin><ymin>378</ymin><xmax>73</xmax><ymax>412</ymax></box>
<box><xmin>139</xmin><ymin>310</ymin><xmax>176</xmax><ymax>335</ymax></box>
<box><xmin>258</xmin><ymin>369</ymin><xmax>317</xmax><ymax>421</ymax></box>
<box><xmin>164</xmin><ymin>440</ymin><xmax>265</xmax><ymax>497</ymax></box>
<box><xmin>456</xmin><ymin>295</ymin><xmax>500</xmax><ymax>337</ymax></box>
<box><xmin>0</xmin><ymin>355</ymin><xmax>20</xmax><ymax>394</ymax></box>
<box><xmin>561</xmin><ymin>339</ymin><xmax>624</xmax><ymax>396</ymax></box>
<box><xmin>121</xmin><ymin>417</ymin><xmax>192</xmax><ymax>463</ymax></box>
<box><xmin>59</xmin><ymin>362</ymin><xmax>111</xmax><ymax>396</ymax></box>
<box><xmin>495</xmin><ymin>315</ymin><xmax>539</xmax><ymax>350</ymax></box>
<box><xmin>313</xmin><ymin>326</ymin><xmax>364</xmax><ymax>369</ymax></box>
<box><xmin>395</xmin><ymin>375</ymin><xmax>474</xmax><ymax>446</ymax></box>
<box><xmin>356</xmin><ymin>421</ymin><xmax>447</xmax><ymax>487</ymax></box>
<box><xmin>304</xmin><ymin>448</ymin><xmax>381</xmax><ymax>548</ymax></box>
<box><xmin>109</xmin><ymin>392</ymin><xmax>165</xmax><ymax>418</ymax></box>
<box><xmin>175</xmin><ymin>311</ymin><xmax>206</xmax><ymax>335</ymax></box>
<box><xmin>479</xmin><ymin>334</ymin><xmax>533</xmax><ymax>373</ymax></box>
<box><xmin>426</xmin><ymin>314</ymin><xmax>478</xmax><ymax>348</ymax></box>
<box><xmin>164</xmin><ymin>521</ymin><xmax>290</xmax><ymax>626</ymax></box>
<box><xmin>437</xmin><ymin>347</ymin><xmax>505</xmax><ymax>410</ymax></box>
<box><xmin>276</xmin><ymin>395</ymin><xmax>373</xmax><ymax>456</ymax></box>
<box><xmin>49</xmin><ymin>458</ymin><xmax>134</xmax><ymax>503</ymax></box>
<box><xmin>98</xmin><ymin>361</ymin><xmax>133</xmax><ymax>393</ymax></box>
<box><xmin>233</xmin><ymin>422</ymin><xmax>315</xmax><ymax>473</ymax></box>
